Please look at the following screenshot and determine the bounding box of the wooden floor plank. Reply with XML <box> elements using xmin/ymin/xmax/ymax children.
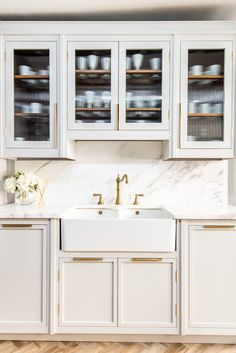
<box><xmin>1</xmin><ymin>341</ymin><xmax>236</xmax><ymax>353</ymax></box>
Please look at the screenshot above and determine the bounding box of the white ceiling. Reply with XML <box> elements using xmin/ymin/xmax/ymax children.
<box><xmin>0</xmin><ymin>0</ymin><xmax>235</xmax><ymax>20</ymax></box>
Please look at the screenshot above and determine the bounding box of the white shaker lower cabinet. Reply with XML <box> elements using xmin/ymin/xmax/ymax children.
<box><xmin>118</xmin><ymin>258</ymin><xmax>178</xmax><ymax>333</ymax></box>
<box><xmin>58</xmin><ymin>257</ymin><xmax>117</xmax><ymax>330</ymax></box>
<box><xmin>0</xmin><ymin>221</ymin><xmax>49</xmax><ymax>333</ymax></box>
<box><xmin>182</xmin><ymin>221</ymin><xmax>236</xmax><ymax>335</ymax></box>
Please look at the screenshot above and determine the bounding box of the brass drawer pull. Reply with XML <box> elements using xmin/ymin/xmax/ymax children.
<box><xmin>131</xmin><ymin>258</ymin><xmax>162</xmax><ymax>262</ymax></box>
<box><xmin>2</xmin><ymin>224</ymin><xmax>32</xmax><ymax>228</ymax></box>
<box><xmin>73</xmin><ymin>257</ymin><xmax>103</xmax><ymax>262</ymax></box>
<box><xmin>203</xmin><ymin>225</ymin><xmax>235</xmax><ymax>229</ymax></box>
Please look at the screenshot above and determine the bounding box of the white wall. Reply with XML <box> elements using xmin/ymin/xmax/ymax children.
<box><xmin>16</xmin><ymin>141</ymin><xmax>227</xmax><ymax>208</ymax></box>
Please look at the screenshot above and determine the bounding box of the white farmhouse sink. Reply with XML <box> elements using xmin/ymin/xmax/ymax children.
<box><xmin>61</xmin><ymin>207</ymin><xmax>176</xmax><ymax>252</ymax></box>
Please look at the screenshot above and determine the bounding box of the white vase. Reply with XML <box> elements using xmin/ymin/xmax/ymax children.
<box><xmin>15</xmin><ymin>191</ymin><xmax>37</xmax><ymax>206</ymax></box>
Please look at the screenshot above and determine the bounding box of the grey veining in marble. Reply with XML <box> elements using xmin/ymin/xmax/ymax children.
<box><xmin>15</xmin><ymin>141</ymin><xmax>227</xmax><ymax>208</ymax></box>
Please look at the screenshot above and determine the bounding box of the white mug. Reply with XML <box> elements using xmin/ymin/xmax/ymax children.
<box><xmin>200</xmin><ymin>103</ymin><xmax>210</xmax><ymax>114</ymax></box>
<box><xmin>76</xmin><ymin>57</ymin><xmax>87</xmax><ymax>70</ymax></box>
<box><xmin>85</xmin><ymin>91</ymin><xmax>95</xmax><ymax>108</ymax></box>
<box><xmin>189</xmin><ymin>65</ymin><xmax>203</xmax><ymax>75</ymax></box>
<box><xmin>150</xmin><ymin>57</ymin><xmax>161</xmax><ymax>70</ymax></box>
<box><xmin>94</xmin><ymin>96</ymin><xmax>103</xmax><ymax>108</ymax></box>
<box><xmin>21</xmin><ymin>104</ymin><xmax>30</xmax><ymax>114</ymax></box>
<box><xmin>87</xmin><ymin>55</ymin><xmax>99</xmax><ymax>70</ymax></box>
<box><xmin>188</xmin><ymin>101</ymin><xmax>199</xmax><ymax>113</ymax></box>
<box><xmin>207</xmin><ymin>64</ymin><xmax>221</xmax><ymax>75</ymax></box>
<box><xmin>101</xmin><ymin>57</ymin><xmax>111</xmax><ymax>71</ymax></box>
<box><xmin>126</xmin><ymin>92</ymin><xmax>133</xmax><ymax>108</ymax></box>
<box><xmin>19</xmin><ymin>65</ymin><xmax>31</xmax><ymax>75</ymax></box>
<box><xmin>101</xmin><ymin>91</ymin><xmax>111</xmax><ymax>108</ymax></box>
<box><xmin>132</xmin><ymin>54</ymin><xmax>144</xmax><ymax>70</ymax></box>
<box><xmin>126</xmin><ymin>57</ymin><xmax>132</xmax><ymax>70</ymax></box>
<box><xmin>213</xmin><ymin>102</ymin><xmax>223</xmax><ymax>114</ymax></box>
<box><xmin>30</xmin><ymin>102</ymin><xmax>42</xmax><ymax>114</ymax></box>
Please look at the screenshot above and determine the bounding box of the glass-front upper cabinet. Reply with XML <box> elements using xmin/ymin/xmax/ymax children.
<box><xmin>179</xmin><ymin>40</ymin><xmax>233</xmax><ymax>149</ymax></box>
<box><xmin>119</xmin><ymin>42</ymin><xmax>170</xmax><ymax>130</ymax></box>
<box><xmin>68</xmin><ymin>42</ymin><xmax>118</xmax><ymax>130</ymax></box>
<box><xmin>5</xmin><ymin>40</ymin><xmax>58</xmax><ymax>152</ymax></box>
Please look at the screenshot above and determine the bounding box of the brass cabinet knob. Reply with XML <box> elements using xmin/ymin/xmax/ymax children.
<box><xmin>133</xmin><ymin>193</ymin><xmax>144</xmax><ymax>205</ymax></box>
<box><xmin>93</xmin><ymin>193</ymin><xmax>104</xmax><ymax>205</ymax></box>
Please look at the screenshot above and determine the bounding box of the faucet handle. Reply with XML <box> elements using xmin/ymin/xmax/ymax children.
<box><xmin>93</xmin><ymin>193</ymin><xmax>104</xmax><ymax>205</ymax></box>
<box><xmin>133</xmin><ymin>193</ymin><xmax>144</xmax><ymax>205</ymax></box>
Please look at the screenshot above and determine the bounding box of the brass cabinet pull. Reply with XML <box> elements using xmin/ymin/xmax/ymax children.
<box><xmin>54</xmin><ymin>102</ymin><xmax>58</xmax><ymax>148</ymax></box>
<box><xmin>117</xmin><ymin>103</ymin><xmax>120</xmax><ymax>130</ymax></box>
<box><xmin>179</xmin><ymin>102</ymin><xmax>182</xmax><ymax>148</ymax></box>
<box><xmin>131</xmin><ymin>258</ymin><xmax>162</xmax><ymax>262</ymax></box>
<box><xmin>203</xmin><ymin>225</ymin><xmax>235</xmax><ymax>229</ymax></box>
<box><xmin>72</xmin><ymin>257</ymin><xmax>103</xmax><ymax>262</ymax></box>
<box><xmin>2</xmin><ymin>224</ymin><xmax>32</xmax><ymax>228</ymax></box>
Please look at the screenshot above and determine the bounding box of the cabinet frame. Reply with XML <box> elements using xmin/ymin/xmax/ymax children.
<box><xmin>3</xmin><ymin>35</ymin><xmax>60</xmax><ymax>158</ymax></box>
<box><xmin>179</xmin><ymin>40</ymin><xmax>233</xmax><ymax>149</ymax></box>
<box><xmin>119</xmin><ymin>41</ymin><xmax>170</xmax><ymax>131</ymax></box>
<box><xmin>67</xmin><ymin>41</ymin><xmax>118</xmax><ymax>131</ymax></box>
<box><xmin>181</xmin><ymin>220</ymin><xmax>236</xmax><ymax>336</ymax></box>
<box><xmin>0</xmin><ymin>219</ymin><xmax>49</xmax><ymax>334</ymax></box>
<box><xmin>118</xmin><ymin>257</ymin><xmax>177</xmax><ymax>329</ymax></box>
<box><xmin>58</xmin><ymin>257</ymin><xmax>117</xmax><ymax>328</ymax></box>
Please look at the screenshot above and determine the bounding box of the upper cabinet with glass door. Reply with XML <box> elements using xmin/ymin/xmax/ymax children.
<box><xmin>4</xmin><ymin>39</ymin><xmax>59</xmax><ymax>158</ymax></box>
<box><xmin>173</xmin><ymin>37</ymin><xmax>234</xmax><ymax>158</ymax></box>
<box><xmin>67</xmin><ymin>42</ymin><xmax>118</xmax><ymax>131</ymax></box>
<box><xmin>119</xmin><ymin>42</ymin><xmax>170</xmax><ymax>131</ymax></box>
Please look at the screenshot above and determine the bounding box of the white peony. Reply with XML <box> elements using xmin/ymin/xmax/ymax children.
<box><xmin>3</xmin><ymin>177</ymin><xmax>16</xmax><ymax>193</ymax></box>
<box><xmin>16</xmin><ymin>174</ymin><xmax>31</xmax><ymax>193</ymax></box>
<box><xmin>3</xmin><ymin>171</ymin><xmax>39</xmax><ymax>195</ymax></box>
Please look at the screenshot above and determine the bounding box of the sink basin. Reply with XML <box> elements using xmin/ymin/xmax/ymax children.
<box><xmin>61</xmin><ymin>207</ymin><xmax>176</xmax><ymax>252</ymax></box>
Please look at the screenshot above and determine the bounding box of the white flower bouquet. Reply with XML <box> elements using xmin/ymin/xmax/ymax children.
<box><xmin>3</xmin><ymin>171</ymin><xmax>39</xmax><ymax>205</ymax></box>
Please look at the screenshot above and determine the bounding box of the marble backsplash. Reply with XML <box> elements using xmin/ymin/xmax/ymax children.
<box><xmin>0</xmin><ymin>159</ymin><xmax>14</xmax><ymax>205</ymax></box>
<box><xmin>15</xmin><ymin>141</ymin><xmax>228</xmax><ymax>208</ymax></box>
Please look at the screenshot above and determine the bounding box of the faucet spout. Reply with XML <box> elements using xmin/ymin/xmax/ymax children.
<box><xmin>115</xmin><ymin>174</ymin><xmax>129</xmax><ymax>205</ymax></box>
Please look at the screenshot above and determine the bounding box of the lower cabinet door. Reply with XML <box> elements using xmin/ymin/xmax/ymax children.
<box><xmin>0</xmin><ymin>221</ymin><xmax>48</xmax><ymax>333</ymax></box>
<box><xmin>118</xmin><ymin>258</ymin><xmax>178</xmax><ymax>331</ymax></box>
<box><xmin>186</xmin><ymin>224</ymin><xmax>236</xmax><ymax>335</ymax></box>
<box><xmin>59</xmin><ymin>257</ymin><xmax>117</xmax><ymax>328</ymax></box>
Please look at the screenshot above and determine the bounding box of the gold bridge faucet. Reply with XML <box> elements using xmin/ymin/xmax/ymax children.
<box><xmin>115</xmin><ymin>174</ymin><xmax>128</xmax><ymax>205</ymax></box>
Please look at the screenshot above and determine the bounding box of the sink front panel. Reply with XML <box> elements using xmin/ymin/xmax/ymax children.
<box><xmin>61</xmin><ymin>218</ymin><xmax>176</xmax><ymax>252</ymax></box>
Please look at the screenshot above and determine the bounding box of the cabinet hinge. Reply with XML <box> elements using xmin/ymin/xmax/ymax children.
<box><xmin>232</xmin><ymin>51</ymin><xmax>234</xmax><ymax>62</ymax></box>
<box><xmin>58</xmin><ymin>304</ymin><xmax>60</xmax><ymax>315</ymax></box>
<box><xmin>4</xmin><ymin>51</ymin><xmax>6</xmax><ymax>61</ymax></box>
<box><xmin>168</xmin><ymin>109</ymin><xmax>170</xmax><ymax>120</ymax></box>
<box><xmin>169</xmin><ymin>51</ymin><xmax>171</xmax><ymax>61</ymax></box>
<box><xmin>175</xmin><ymin>303</ymin><xmax>178</xmax><ymax>316</ymax></box>
<box><xmin>175</xmin><ymin>270</ymin><xmax>178</xmax><ymax>283</ymax></box>
<box><xmin>58</xmin><ymin>270</ymin><xmax>60</xmax><ymax>282</ymax></box>
<box><xmin>5</xmin><ymin>128</ymin><xmax>7</xmax><ymax>137</ymax></box>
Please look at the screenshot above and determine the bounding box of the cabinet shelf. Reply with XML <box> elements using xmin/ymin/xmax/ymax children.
<box><xmin>127</xmin><ymin>108</ymin><xmax>161</xmax><ymax>111</ymax></box>
<box><xmin>15</xmin><ymin>112</ymin><xmax>49</xmax><ymax>119</ymax></box>
<box><xmin>188</xmin><ymin>75</ymin><xmax>224</xmax><ymax>80</ymax></box>
<box><xmin>76</xmin><ymin>108</ymin><xmax>110</xmax><ymax>111</ymax></box>
<box><xmin>188</xmin><ymin>113</ymin><xmax>223</xmax><ymax>117</ymax></box>
<box><xmin>76</xmin><ymin>70</ymin><xmax>111</xmax><ymax>75</ymax></box>
<box><xmin>127</xmin><ymin>70</ymin><xmax>162</xmax><ymax>74</ymax></box>
<box><xmin>15</xmin><ymin>75</ymin><xmax>49</xmax><ymax>79</ymax></box>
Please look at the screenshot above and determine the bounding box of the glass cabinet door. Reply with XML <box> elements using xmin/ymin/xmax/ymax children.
<box><xmin>180</xmin><ymin>41</ymin><xmax>233</xmax><ymax>149</ymax></box>
<box><xmin>119</xmin><ymin>42</ymin><xmax>170</xmax><ymax>130</ymax></box>
<box><xmin>68</xmin><ymin>42</ymin><xmax>118</xmax><ymax>130</ymax></box>
<box><xmin>5</xmin><ymin>41</ymin><xmax>58</xmax><ymax>149</ymax></box>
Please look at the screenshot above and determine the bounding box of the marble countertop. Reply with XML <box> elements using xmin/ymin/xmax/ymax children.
<box><xmin>1</xmin><ymin>203</ymin><xmax>236</xmax><ymax>220</ymax></box>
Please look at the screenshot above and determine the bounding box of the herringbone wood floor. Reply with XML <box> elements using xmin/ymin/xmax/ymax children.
<box><xmin>0</xmin><ymin>341</ymin><xmax>236</xmax><ymax>353</ymax></box>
